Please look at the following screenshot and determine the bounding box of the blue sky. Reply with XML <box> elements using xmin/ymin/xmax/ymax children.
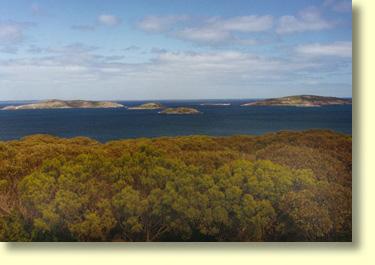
<box><xmin>0</xmin><ymin>0</ymin><xmax>352</xmax><ymax>100</ymax></box>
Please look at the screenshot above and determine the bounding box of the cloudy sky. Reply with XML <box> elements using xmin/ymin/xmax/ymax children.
<box><xmin>0</xmin><ymin>0</ymin><xmax>352</xmax><ymax>100</ymax></box>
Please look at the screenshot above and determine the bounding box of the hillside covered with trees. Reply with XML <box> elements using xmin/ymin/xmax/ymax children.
<box><xmin>0</xmin><ymin>130</ymin><xmax>352</xmax><ymax>241</ymax></box>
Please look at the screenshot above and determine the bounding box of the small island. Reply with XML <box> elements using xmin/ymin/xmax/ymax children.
<box><xmin>241</xmin><ymin>95</ymin><xmax>352</xmax><ymax>107</ymax></box>
<box><xmin>128</xmin><ymin>102</ymin><xmax>165</xmax><ymax>110</ymax></box>
<box><xmin>159</xmin><ymin>107</ymin><xmax>201</xmax><ymax>115</ymax></box>
<box><xmin>2</xmin><ymin>100</ymin><xmax>124</xmax><ymax>110</ymax></box>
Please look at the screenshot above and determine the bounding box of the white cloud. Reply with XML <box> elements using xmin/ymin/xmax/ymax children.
<box><xmin>136</xmin><ymin>10</ymin><xmax>337</xmax><ymax>44</ymax></box>
<box><xmin>208</xmin><ymin>15</ymin><xmax>274</xmax><ymax>32</ymax></box>
<box><xmin>152</xmin><ymin>51</ymin><xmax>283</xmax><ymax>75</ymax></box>
<box><xmin>0</xmin><ymin>22</ymin><xmax>24</xmax><ymax>44</ymax></box>
<box><xmin>0</xmin><ymin>46</ymin><xmax>337</xmax><ymax>99</ymax></box>
<box><xmin>47</xmin><ymin>43</ymin><xmax>99</xmax><ymax>54</ymax></box>
<box><xmin>71</xmin><ymin>15</ymin><xmax>121</xmax><ymax>31</ymax></box>
<box><xmin>276</xmin><ymin>7</ymin><xmax>335</xmax><ymax>34</ymax></box>
<box><xmin>136</xmin><ymin>15</ymin><xmax>189</xmax><ymax>32</ymax></box>
<box><xmin>137</xmin><ymin>15</ymin><xmax>273</xmax><ymax>45</ymax></box>
<box><xmin>150</xmin><ymin>47</ymin><xmax>167</xmax><ymax>54</ymax></box>
<box><xmin>175</xmin><ymin>15</ymin><xmax>273</xmax><ymax>44</ymax></box>
<box><xmin>97</xmin><ymin>14</ymin><xmax>122</xmax><ymax>27</ymax></box>
<box><xmin>0</xmin><ymin>21</ymin><xmax>33</xmax><ymax>53</ymax></box>
<box><xmin>0</xmin><ymin>46</ymin><xmax>18</xmax><ymax>54</ymax></box>
<box><xmin>0</xmin><ymin>47</ymin><xmax>332</xmax><ymax>79</ymax></box>
<box><xmin>175</xmin><ymin>27</ymin><xmax>232</xmax><ymax>44</ymax></box>
<box><xmin>296</xmin><ymin>41</ymin><xmax>352</xmax><ymax>58</ymax></box>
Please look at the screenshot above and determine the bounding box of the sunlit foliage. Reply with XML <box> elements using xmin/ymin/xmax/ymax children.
<box><xmin>0</xmin><ymin>130</ymin><xmax>352</xmax><ymax>241</ymax></box>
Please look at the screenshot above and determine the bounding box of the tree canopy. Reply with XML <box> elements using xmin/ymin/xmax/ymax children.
<box><xmin>0</xmin><ymin>130</ymin><xmax>352</xmax><ymax>241</ymax></box>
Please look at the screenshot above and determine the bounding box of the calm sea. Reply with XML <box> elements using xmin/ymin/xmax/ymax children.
<box><xmin>0</xmin><ymin>100</ymin><xmax>352</xmax><ymax>142</ymax></box>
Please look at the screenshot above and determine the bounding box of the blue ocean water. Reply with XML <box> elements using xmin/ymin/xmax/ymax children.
<box><xmin>0</xmin><ymin>100</ymin><xmax>352</xmax><ymax>142</ymax></box>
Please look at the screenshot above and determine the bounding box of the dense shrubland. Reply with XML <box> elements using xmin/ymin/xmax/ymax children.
<box><xmin>0</xmin><ymin>130</ymin><xmax>352</xmax><ymax>241</ymax></box>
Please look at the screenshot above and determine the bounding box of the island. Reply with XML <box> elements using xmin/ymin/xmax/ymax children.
<box><xmin>128</xmin><ymin>102</ymin><xmax>165</xmax><ymax>110</ymax></box>
<box><xmin>159</xmin><ymin>107</ymin><xmax>201</xmax><ymax>115</ymax></box>
<box><xmin>241</xmin><ymin>95</ymin><xmax>352</xmax><ymax>107</ymax></box>
<box><xmin>1</xmin><ymin>99</ymin><xmax>125</xmax><ymax>110</ymax></box>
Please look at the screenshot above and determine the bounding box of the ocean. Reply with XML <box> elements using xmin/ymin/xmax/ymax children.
<box><xmin>0</xmin><ymin>99</ymin><xmax>352</xmax><ymax>142</ymax></box>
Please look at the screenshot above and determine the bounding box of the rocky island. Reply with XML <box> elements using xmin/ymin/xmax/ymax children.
<box><xmin>2</xmin><ymin>100</ymin><xmax>125</xmax><ymax>110</ymax></box>
<box><xmin>241</xmin><ymin>95</ymin><xmax>352</xmax><ymax>107</ymax></box>
<box><xmin>159</xmin><ymin>107</ymin><xmax>201</xmax><ymax>115</ymax></box>
<box><xmin>128</xmin><ymin>102</ymin><xmax>165</xmax><ymax>110</ymax></box>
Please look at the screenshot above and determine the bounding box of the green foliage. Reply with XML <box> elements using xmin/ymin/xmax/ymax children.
<box><xmin>0</xmin><ymin>212</ymin><xmax>30</xmax><ymax>242</ymax></box>
<box><xmin>68</xmin><ymin>199</ymin><xmax>116</xmax><ymax>241</ymax></box>
<box><xmin>279</xmin><ymin>190</ymin><xmax>333</xmax><ymax>240</ymax></box>
<box><xmin>0</xmin><ymin>130</ymin><xmax>352</xmax><ymax>241</ymax></box>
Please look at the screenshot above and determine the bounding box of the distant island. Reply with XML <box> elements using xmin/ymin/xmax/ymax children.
<box><xmin>2</xmin><ymin>100</ymin><xmax>125</xmax><ymax>110</ymax></box>
<box><xmin>128</xmin><ymin>102</ymin><xmax>165</xmax><ymax>110</ymax></box>
<box><xmin>241</xmin><ymin>95</ymin><xmax>352</xmax><ymax>107</ymax></box>
<box><xmin>159</xmin><ymin>107</ymin><xmax>201</xmax><ymax>115</ymax></box>
<box><xmin>128</xmin><ymin>103</ymin><xmax>203</xmax><ymax>115</ymax></box>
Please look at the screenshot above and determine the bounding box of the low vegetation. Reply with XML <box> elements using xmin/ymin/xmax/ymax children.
<box><xmin>241</xmin><ymin>95</ymin><xmax>352</xmax><ymax>107</ymax></box>
<box><xmin>0</xmin><ymin>130</ymin><xmax>352</xmax><ymax>241</ymax></box>
<box><xmin>128</xmin><ymin>103</ymin><xmax>165</xmax><ymax>110</ymax></box>
<box><xmin>2</xmin><ymin>100</ymin><xmax>124</xmax><ymax>110</ymax></box>
<box><xmin>159</xmin><ymin>107</ymin><xmax>201</xmax><ymax>115</ymax></box>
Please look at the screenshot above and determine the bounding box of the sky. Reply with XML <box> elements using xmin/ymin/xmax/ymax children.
<box><xmin>0</xmin><ymin>0</ymin><xmax>352</xmax><ymax>100</ymax></box>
